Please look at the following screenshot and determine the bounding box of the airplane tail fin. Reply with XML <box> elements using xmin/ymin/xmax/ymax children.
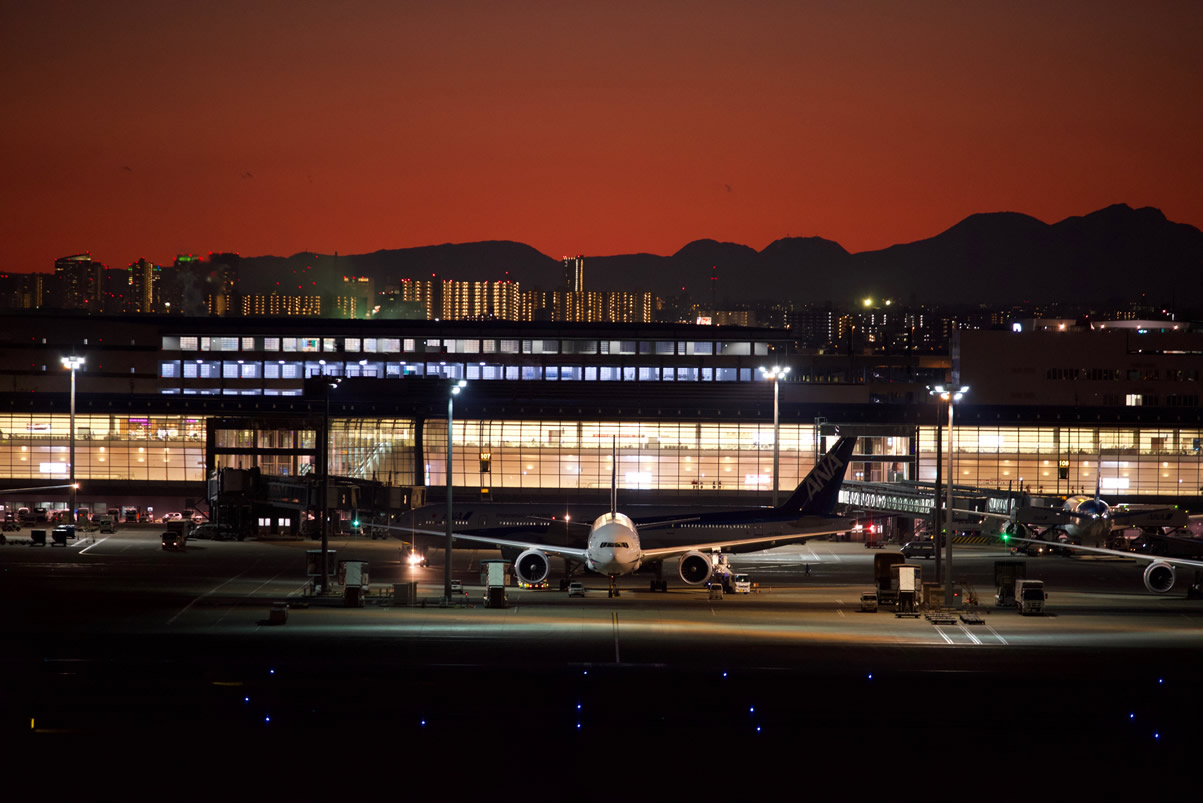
<box><xmin>778</xmin><ymin>436</ymin><xmax>857</xmax><ymax>516</ymax></box>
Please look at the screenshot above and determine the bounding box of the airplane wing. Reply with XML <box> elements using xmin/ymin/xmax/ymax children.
<box><xmin>639</xmin><ymin>520</ymin><xmax>853</xmax><ymax>561</ymax></box>
<box><xmin>1108</xmin><ymin>507</ymin><xmax>1189</xmax><ymax>527</ymax></box>
<box><xmin>1007</xmin><ymin>535</ymin><xmax>1203</xmax><ymax>570</ymax></box>
<box><xmin>400</xmin><ymin>525</ymin><xmax>590</xmax><ymax>562</ymax></box>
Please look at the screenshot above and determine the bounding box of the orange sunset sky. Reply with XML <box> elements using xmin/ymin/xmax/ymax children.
<box><xmin>2</xmin><ymin>0</ymin><xmax>1200</xmax><ymax>272</ymax></box>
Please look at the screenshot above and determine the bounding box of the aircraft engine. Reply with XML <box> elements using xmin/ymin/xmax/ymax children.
<box><xmin>678</xmin><ymin>551</ymin><xmax>714</xmax><ymax>586</ymax></box>
<box><xmin>1143</xmin><ymin>561</ymin><xmax>1176</xmax><ymax>594</ymax></box>
<box><xmin>514</xmin><ymin>548</ymin><xmax>551</xmax><ymax>585</ymax></box>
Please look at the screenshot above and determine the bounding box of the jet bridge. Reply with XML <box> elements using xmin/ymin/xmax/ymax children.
<box><xmin>837</xmin><ymin>480</ymin><xmax>1023</xmax><ymax>540</ymax></box>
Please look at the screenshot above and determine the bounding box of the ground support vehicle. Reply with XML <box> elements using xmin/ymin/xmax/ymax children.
<box><xmin>161</xmin><ymin>531</ymin><xmax>186</xmax><ymax>550</ymax></box>
<box><xmin>480</xmin><ymin>560</ymin><xmax>510</xmax><ymax>608</ymax></box>
<box><xmin>994</xmin><ymin>561</ymin><xmax>1026</xmax><ymax>607</ymax></box>
<box><xmin>1016</xmin><ymin>579</ymin><xmax>1046</xmax><ymax>615</ymax></box>
<box><xmin>874</xmin><ymin>552</ymin><xmax>906</xmax><ymax>608</ymax></box>
<box><xmin>894</xmin><ymin>564</ymin><xmax>922</xmax><ymax>617</ymax></box>
<box><xmin>339</xmin><ymin>560</ymin><xmax>370</xmax><ymax>607</ymax></box>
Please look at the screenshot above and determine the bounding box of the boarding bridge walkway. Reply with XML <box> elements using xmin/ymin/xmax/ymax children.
<box><xmin>837</xmin><ymin>480</ymin><xmax>1024</xmax><ymax>537</ymax></box>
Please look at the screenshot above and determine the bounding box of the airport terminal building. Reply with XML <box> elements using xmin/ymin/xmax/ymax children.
<box><xmin>1</xmin><ymin>313</ymin><xmax>1201</xmax><ymax>527</ymax></box>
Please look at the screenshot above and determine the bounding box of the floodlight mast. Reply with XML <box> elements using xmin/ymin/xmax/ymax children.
<box><xmin>759</xmin><ymin>366</ymin><xmax>790</xmax><ymax>506</ymax></box>
<box><xmin>61</xmin><ymin>356</ymin><xmax>85</xmax><ymax>523</ymax></box>
<box><xmin>928</xmin><ymin>385</ymin><xmax>969</xmax><ymax>607</ymax></box>
<box><xmin>445</xmin><ymin>379</ymin><xmax>467</xmax><ymax>602</ymax></box>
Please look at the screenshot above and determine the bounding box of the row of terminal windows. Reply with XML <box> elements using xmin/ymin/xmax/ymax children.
<box><xmin>160</xmin><ymin>361</ymin><xmax>762</xmax><ymax>383</ymax></box>
<box><xmin>1047</xmin><ymin>367</ymin><xmax>1201</xmax><ymax>381</ymax></box>
<box><xmin>168</xmin><ymin>336</ymin><xmax>773</xmax><ymax>357</ymax></box>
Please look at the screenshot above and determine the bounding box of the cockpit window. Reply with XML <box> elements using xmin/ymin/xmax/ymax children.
<box><xmin>599</xmin><ymin>542</ymin><xmax>629</xmax><ymax>549</ymax></box>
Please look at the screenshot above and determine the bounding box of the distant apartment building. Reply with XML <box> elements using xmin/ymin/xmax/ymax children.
<box><xmin>335</xmin><ymin>275</ymin><xmax>375</xmax><ymax>319</ymax></box>
<box><xmin>54</xmin><ymin>253</ymin><xmax>102</xmax><ymax>311</ymax></box>
<box><xmin>0</xmin><ymin>271</ymin><xmax>48</xmax><ymax>310</ymax></box>
<box><xmin>547</xmin><ymin>290</ymin><xmax>653</xmax><ymax>323</ymax></box>
<box><xmin>399</xmin><ymin>278</ymin><xmax>436</xmax><ymax>319</ymax></box>
<box><xmin>562</xmin><ymin>255</ymin><xmax>584</xmax><ymax>292</ymax></box>
<box><xmin>241</xmin><ymin>293</ymin><xmax>322</xmax><ymax>317</ymax></box>
<box><xmin>441</xmin><ymin>279</ymin><xmax>526</xmax><ymax>321</ymax></box>
<box><xmin>125</xmin><ymin>258</ymin><xmax>161</xmax><ymax>313</ymax></box>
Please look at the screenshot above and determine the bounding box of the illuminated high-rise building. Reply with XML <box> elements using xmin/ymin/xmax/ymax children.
<box><xmin>548</xmin><ymin>290</ymin><xmax>652</xmax><ymax>323</ymax></box>
<box><xmin>399</xmin><ymin>278</ymin><xmax>436</xmax><ymax>319</ymax></box>
<box><xmin>126</xmin><ymin>258</ymin><xmax>161</xmax><ymax>313</ymax></box>
<box><xmin>54</xmin><ymin>253</ymin><xmax>102</xmax><ymax>311</ymax></box>
<box><xmin>335</xmin><ymin>275</ymin><xmax>375</xmax><ymax>319</ymax></box>
<box><xmin>562</xmin><ymin>255</ymin><xmax>584</xmax><ymax>292</ymax></box>
<box><xmin>240</xmin><ymin>293</ymin><xmax>322</xmax><ymax>317</ymax></box>
<box><xmin>441</xmin><ymin>280</ymin><xmax>525</xmax><ymax>321</ymax></box>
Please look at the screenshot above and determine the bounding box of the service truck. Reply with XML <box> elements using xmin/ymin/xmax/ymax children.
<box><xmin>894</xmin><ymin>564</ymin><xmax>922</xmax><ymax>616</ymax></box>
<box><xmin>732</xmin><ymin>574</ymin><xmax>751</xmax><ymax>593</ymax></box>
<box><xmin>481</xmin><ymin>559</ymin><xmax>511</xmax><ymax>608</ymax></box>
<box><xmin>339</xmin><ymin>559</ymin><xmax>370</xmax><ymax>607</ymax></box>
<box><xmin>1015</xmin><ymin>578</ymin><xmax>1046</xmax><ymax>615</ymax></box>
<box><xmin>994</xmin><ymin>560</ymin><xmax>1026</xmax><ymax>607</ymax></box>
<box><xmin>874</xmin><ymin>552</ymin><xmax>906</xmax><ymax>607</ymax></box>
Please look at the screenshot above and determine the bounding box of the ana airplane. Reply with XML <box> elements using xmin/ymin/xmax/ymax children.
<box><xmin>397</xmin><ymin>436</ymin><xmax>858</xmax><ymax>596</ymax></box>
<box><xmin>1003</xmin><ymin>532</ymin><xmax>1203</xmax><ymax>598</ymax></box>
<box><xmin>964</xmin><ymin>476</ymin><xmax>1190</xmax><ymax>549</ymax></box>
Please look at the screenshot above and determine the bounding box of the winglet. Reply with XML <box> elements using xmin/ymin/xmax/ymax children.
<box><xmin>778</xmin><ymin>436</ymin><xmax>857</xmax><ymax>516</ymax></box>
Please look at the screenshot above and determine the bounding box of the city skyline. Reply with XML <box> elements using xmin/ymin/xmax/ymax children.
<box><xmin>2</xmin><ymin>1</ymin><xmax>1200</xmax><ymax>273</ymax></box>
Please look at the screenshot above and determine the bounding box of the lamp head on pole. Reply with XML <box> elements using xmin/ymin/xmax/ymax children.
<box><xmin>451</xmin><ymin>379</ymin><xmax>467</xmax><ymax>396</ymax></box>
<box><xmin>61</xmin><ymin>356</ymin><xmax>85</xmax><ymax>371</ymax></box>
<box><xmin>928</xmin><ymin>384</ymin><xmax>969</xmax><ymax>403</ymax></box>
<box><xmin>759</xmin><ymin>365</ymin><xmax>790</xmax><ymax>381</ymax></box>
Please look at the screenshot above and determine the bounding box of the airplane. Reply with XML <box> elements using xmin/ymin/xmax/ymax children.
<box><xmin>1003</xmin><ymin>532</ymin><xmax>1203</xmax><ymax>598</ymax></box>
<box><xmin>392</xmin><ymin>436</ymin><xmax>858</xmax><ymax>597</ymax></box>
<box><xmin>960</xmin><ymin>474</ymin><xmax>1191</xmax><ymax>550</ymax></box>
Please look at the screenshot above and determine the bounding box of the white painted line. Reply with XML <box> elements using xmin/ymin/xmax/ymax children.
<box><xmin>958</xmin><ymin>623</ymin><xmax>982</xmax><ymax>645</ymax></box>
<box><xmin>79</xmin><ymin>536</ymin><xmax>112</xmax><ymax>554</ymax></box>
<box><xmin>168</xmin><ymin>571</ymin><xmax>246</xmax><ymax>625</ymax></box>
<box><xmin>934</xmin><ymin>626</ymin><xmax>954</xmax><ymax>644</ymax></box>
<box><xmin>985</xmin><ymin>625</ymin><xmax>1009</xmax><ymax>645</ymax></box>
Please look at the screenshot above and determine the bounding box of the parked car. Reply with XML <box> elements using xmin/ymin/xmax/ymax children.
<box><xmin>161</xmin><ymin>512</ymin><xmax>183</xmax><ymax>523</ymax></box>
<box><xmin>567</xmin><ymin>582</ymin><xmax>585</xmax><ymax>597</ymax></box>
<box><xmin>190</xmin><ymin>522</ymin><xmax>242</xmax><ymax>541</ymax></box>
<box><xmin>901</xmin><ymin>540</ymin><xmax>936</xmax><ymax>559</ymax></box>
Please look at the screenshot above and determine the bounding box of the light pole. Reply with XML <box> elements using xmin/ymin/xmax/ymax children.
<box><xmin>445</xmin><ymin>379</ymin><xmax>467</xmax><ymax>602</ymax></box>
<box><xmin>61</xmin><ymin>356</ymin><xmax>85</xmax><ymax>524</ymax></box>
<box><xmin>320</xmin><ymin>376</ymin><xmax>342</xmax><ymax>594</ymax></box>
<box><xmin>929</xmin><ymin>384</ymin><xmax>968</xmax><ymax>607</ymax></box>
<box><xmin>759</xmin><ymin>366</ymin><xmax>789</xmax><ymax>506</ymax></box>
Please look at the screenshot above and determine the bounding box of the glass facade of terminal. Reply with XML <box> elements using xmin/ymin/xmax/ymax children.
<box><xmin>2</xmin><ymin>412</ymin><xmax>1199</xmax><ymax>499</ymax></box>
<box><xmin>157</xmin><ymin>334</ymin><xmax>779</xmax><ymax>394</ymax></box>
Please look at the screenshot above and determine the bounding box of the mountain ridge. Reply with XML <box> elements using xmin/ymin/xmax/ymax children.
<box><xmin>232</xmin><ymin>204</ymin><xmax>1203</xmax><ymax>306</ymax></box>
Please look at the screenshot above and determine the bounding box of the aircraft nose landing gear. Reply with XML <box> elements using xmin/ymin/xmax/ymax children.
<box><xmin>608</xmin><ymin>575</ymin><xmax>621</xmax><ymax>598</ymax></box>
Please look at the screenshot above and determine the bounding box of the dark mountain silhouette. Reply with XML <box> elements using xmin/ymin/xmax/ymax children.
<box><xmin>232</xmin><ymin>205</ymin><xmax>1203</xmax><ymax>306</ymax></box>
